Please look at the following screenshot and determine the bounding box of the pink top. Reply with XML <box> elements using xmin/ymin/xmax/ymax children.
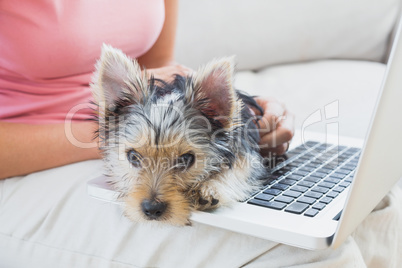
<box><xmin>0</xmin><ymin>0</ymin><xmax>165</xmax><ymax>123</ymax></box>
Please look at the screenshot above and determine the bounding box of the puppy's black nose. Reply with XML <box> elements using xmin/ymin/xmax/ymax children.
<box><xmin>141</xmin><ymin>199</ymin><xmax>167</xmax><ymax>219</ymax></box>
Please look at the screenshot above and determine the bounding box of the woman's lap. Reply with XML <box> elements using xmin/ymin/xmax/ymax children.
<box><xmin>0</xmin><ymin>160</ymin><xmax>400</xmax><ymax>267</ymax></box>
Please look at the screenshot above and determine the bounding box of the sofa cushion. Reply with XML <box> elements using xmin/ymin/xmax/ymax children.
<box><xmin>1</xmin><ymin>60</ymin><xmax>401</xmax><ymax>267</ymax></box>
<box><xmin>234</xmin><ymin>60</ymin><xmax>386</xmax><ymax>139</ymax></box>
<box><xmin>175</xmin><ymin>0</ymin><xmax>400</xmax><ymax>70</ymax></box>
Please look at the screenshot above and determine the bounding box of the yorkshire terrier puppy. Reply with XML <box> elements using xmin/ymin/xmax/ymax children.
<box><xmin>91</xmin><ymin>44</ymin><xmax>267</xmax><ymax>225</ymax></box>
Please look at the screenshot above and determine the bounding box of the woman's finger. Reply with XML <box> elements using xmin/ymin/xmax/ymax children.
<box><xmin>254</xmin><ymin>97</ymin><xmax>286</xmax><ymax>135</ymax></box>
<box><xmin>260</xmin><ymin>142</ymin><xmax>289</xmax><ymax>157</ymax></box>
<box><xmin>259</xmin><ymin>112</ymin><xmax>295</xmax><ymax>149</ymax></box>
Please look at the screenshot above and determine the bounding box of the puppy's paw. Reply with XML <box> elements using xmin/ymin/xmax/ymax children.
<box><xmin>190</xmin><ymin>184</ymin><xmax>220</xmax><ymax>211</ymax></box>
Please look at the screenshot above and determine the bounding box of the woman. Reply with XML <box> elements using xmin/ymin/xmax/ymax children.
<box><xmin>2</xmin><ymin>2</ymin><xmax>400</xmax><ymax>268</ymax></box>
<box><xmin>0</xmin><ymin>0</ymin><xmax>293</xmax><ymax>179</ymax></box>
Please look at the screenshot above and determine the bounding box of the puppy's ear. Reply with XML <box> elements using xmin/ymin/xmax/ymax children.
<box><xmin>193</xmin><ymin>57</ymin><xmax>241</xmax><ymax>128</ymax></box>
<box><xmin>91</xmin><ymin>44</ymin><xmax>147</xmax><ymax>114</ymax></box>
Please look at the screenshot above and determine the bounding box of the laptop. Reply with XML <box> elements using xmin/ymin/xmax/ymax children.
<box><xmin>87</xmin><ymin>19</ymin><xmax>402</xmax><ymax>250</ymax></box>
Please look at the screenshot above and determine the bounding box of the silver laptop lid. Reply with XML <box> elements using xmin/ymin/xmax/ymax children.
<box><xmin>332</xmin><ymin>17</ymin><xmax>402</xmax><ymax>248</ymax></box>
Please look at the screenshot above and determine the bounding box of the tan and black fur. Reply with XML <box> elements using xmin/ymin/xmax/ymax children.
<box><xmin>91</xmin><ymin>44</ymin><xmax>267</xmax><ymax>226</ymax></box>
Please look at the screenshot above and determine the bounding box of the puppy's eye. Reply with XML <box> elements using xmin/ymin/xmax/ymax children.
<box><xmin>175</xmin><ymin>153</ymin><xmax>195</xmax><ymax>170</ymax></box>
<box><xmin>127</xmin><ymin>149</ymin><xmax>142</xmax><ymax>168</ymax></box>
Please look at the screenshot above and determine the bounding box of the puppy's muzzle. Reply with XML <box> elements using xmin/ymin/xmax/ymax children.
<box><xmin>141</xmin><ymin>199</ymin><xmax>167</xmax><ymax>220</ymax></box>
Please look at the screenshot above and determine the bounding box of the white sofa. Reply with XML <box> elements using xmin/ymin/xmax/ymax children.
<box><xmin>1</xmin><ymin>1</ymin><xmax>402</xmax><ymax>267</ymax></box>
<box><xmin>175</xmin><ymin>0</ymin><xmax>400</xmax><ymax>139</ymax></box>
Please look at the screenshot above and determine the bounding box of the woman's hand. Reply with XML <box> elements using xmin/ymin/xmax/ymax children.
<box><xmin>145</xmin><ymin>63</ymin><xmax>193</xmax><ymax>81</ymax></box>
<box><xmin>253</xmin><ymin>97</ymin><xmax>295</xmax><ymax>157</ymax></box>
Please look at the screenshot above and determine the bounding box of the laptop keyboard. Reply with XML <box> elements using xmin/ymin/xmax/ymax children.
<box><xmin>247</xmin><ymin>141</ymin><xmax>361</xmax><ymax>217</ymax></box>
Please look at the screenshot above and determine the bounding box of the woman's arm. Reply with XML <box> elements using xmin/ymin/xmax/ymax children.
<box><xmin>0</xmin><ymin>122</ymin><xmax>100</xmax><ymax>179</ymax></box>
<box><xmin>0</xmin><ymin>0</ymin><xmax>183</xmax><ymax>179</ymax></box>
<box><xmin>137</xmin><ymin>0</ymin><xmax>178</xmax><ymax>69</ymax></box>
